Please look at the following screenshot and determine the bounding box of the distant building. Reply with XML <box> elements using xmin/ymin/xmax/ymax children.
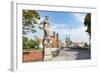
<box><xmin>38</xmin><ymin>31</ymin><xmax>61</xmax><ymax>49</ymax></box>
<box><xmin>62</xmin><ymin>41</ymin><xmax>67</xmax><ymax>48</ymax></box>
<box><xmin>65</xmin><ymin>35</ymin><xmax>71</xmax><ymax>48</ymax></box>
<box><xmin>73</xmin><ymin>42</ymin><xmax>85</xmax><ymax>47</ymax></box>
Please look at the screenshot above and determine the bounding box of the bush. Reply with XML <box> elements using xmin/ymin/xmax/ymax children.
<box><xmin>23</xmin><ymin>36</ymin><xmax>40</xmax><ymax>49</ymax></box>
<box><xmin>29</xmin><ymin>39</ymin><xmax>39</xmax><ymax>49</ymax></box>
<box><xmin>52</xmin><ymin>50</ymin><xmax>59</xmax><ymax>57</ymax></box>
<box><xmin>23</xmin><ymin>37</ymin><xmax>30</xmax><ymax>49</ymax></box>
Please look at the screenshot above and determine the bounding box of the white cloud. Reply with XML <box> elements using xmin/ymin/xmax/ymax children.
<box><xmin>73</xmin><ymin>13</ymin><xmax>86</xmax><ymax>23</ymax></box>
<box><xmin>27</xmin><ymin>13</ymin><xmax>89</xmax><ymax>43</ymax></box>
<box><xmin>69</xmin><ymin>27</ymin><xmax>89</xmax><ymax>43</ymax></box>
<box><xmin>50</xmin><ymin>23</ymin><xmax>89</xmax><ymax>43</ymax></box>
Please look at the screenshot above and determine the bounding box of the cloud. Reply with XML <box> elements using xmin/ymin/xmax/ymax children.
<box><xmin>50</xmin><ymin>23</ymin><xmax>89</xmax><ymax>43</ymax></box>
<box><xmin>73</xmin><ymin>13</ymin><xmax>86</xmax><ymax>23</ymax></box>
<box><xmin>26</xmin><ymin>13</ymin><xmax>88</xmax><ymax>43</ymax></box>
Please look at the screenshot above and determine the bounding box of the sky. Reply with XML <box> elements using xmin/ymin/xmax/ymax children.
<box><xmin>25</xmin><ymin>10</ymin><xmax>89</xmax><ymax>44</ymax></box>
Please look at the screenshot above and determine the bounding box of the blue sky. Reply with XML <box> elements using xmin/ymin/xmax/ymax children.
<box><xmin>26</xmin><ymin>10</ymin><xmax>89</xmax><ymax>43</ymax></box>
<box><xmin>38</xmin><ymin>11</ymin><xmax>84</xmax><ymax>29</ymax></box>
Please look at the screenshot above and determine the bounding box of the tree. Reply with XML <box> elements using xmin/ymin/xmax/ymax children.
<box><xmin>29</xmin><ymin>39</ymin><xmax>39</xmax><ymax>49</ymax></box>
<box><xmin>23</xmin><ymin>36</ymin><xmax>30</xmax><ymax>49</ymax></box>
<box><xmin>23</xmin><ymin>10</ymin><xmax>40</xmax><ymax>34</ymax></box>
<box><xmin>83</xmin><ymin>42</ymin><xmax>89</xmax><ymax>48</ymax></box>
<box><xmin>84</xmin><ymin>13</ymin><xmax>91</xmax><ymax>38</ymax></box>
<box><xmin>23</xmin><ymin>36</ymin><xmax>40</xmax><ymax>49</ymax></box>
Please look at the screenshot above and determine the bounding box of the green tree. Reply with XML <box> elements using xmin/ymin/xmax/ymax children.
<box><xmin>23</xmin><ymin>37</ymin><xmax>40</xmax><ymax>49</ymax></box>
<box><xmin>29</xmin><ymin>39</ymin><xmax>39</xmax><ymax>49</ymax></box>
<box><xmin>23</xmin><ymin>10</ymin><xmax>40</xmax><ymax>34</ymax></box>
<box><xmin>84</xmin><ymin>13</ymin><xmax>91</xmax><ymax>38</ymax></box>
<box><xmin>83</xmin><ymin>42</ymin><xmax>89</xmax><ymax>48</ymax></box>
<box><xmin>23</xmin><ymin>36</ymin><xmax>30</xmax><ymax>49</ymax></box>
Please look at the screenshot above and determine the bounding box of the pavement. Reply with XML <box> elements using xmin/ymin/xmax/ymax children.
<box><xmin>52</xmin><ymin>48</ymin><xmax>91</xmax><ymax>61</ymax></box>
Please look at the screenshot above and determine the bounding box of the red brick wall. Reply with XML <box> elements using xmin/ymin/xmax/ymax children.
<box><xmin>23</xmin><ymin>51</ymin><xmax>43</xmax><ymax>62</ymax></box>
